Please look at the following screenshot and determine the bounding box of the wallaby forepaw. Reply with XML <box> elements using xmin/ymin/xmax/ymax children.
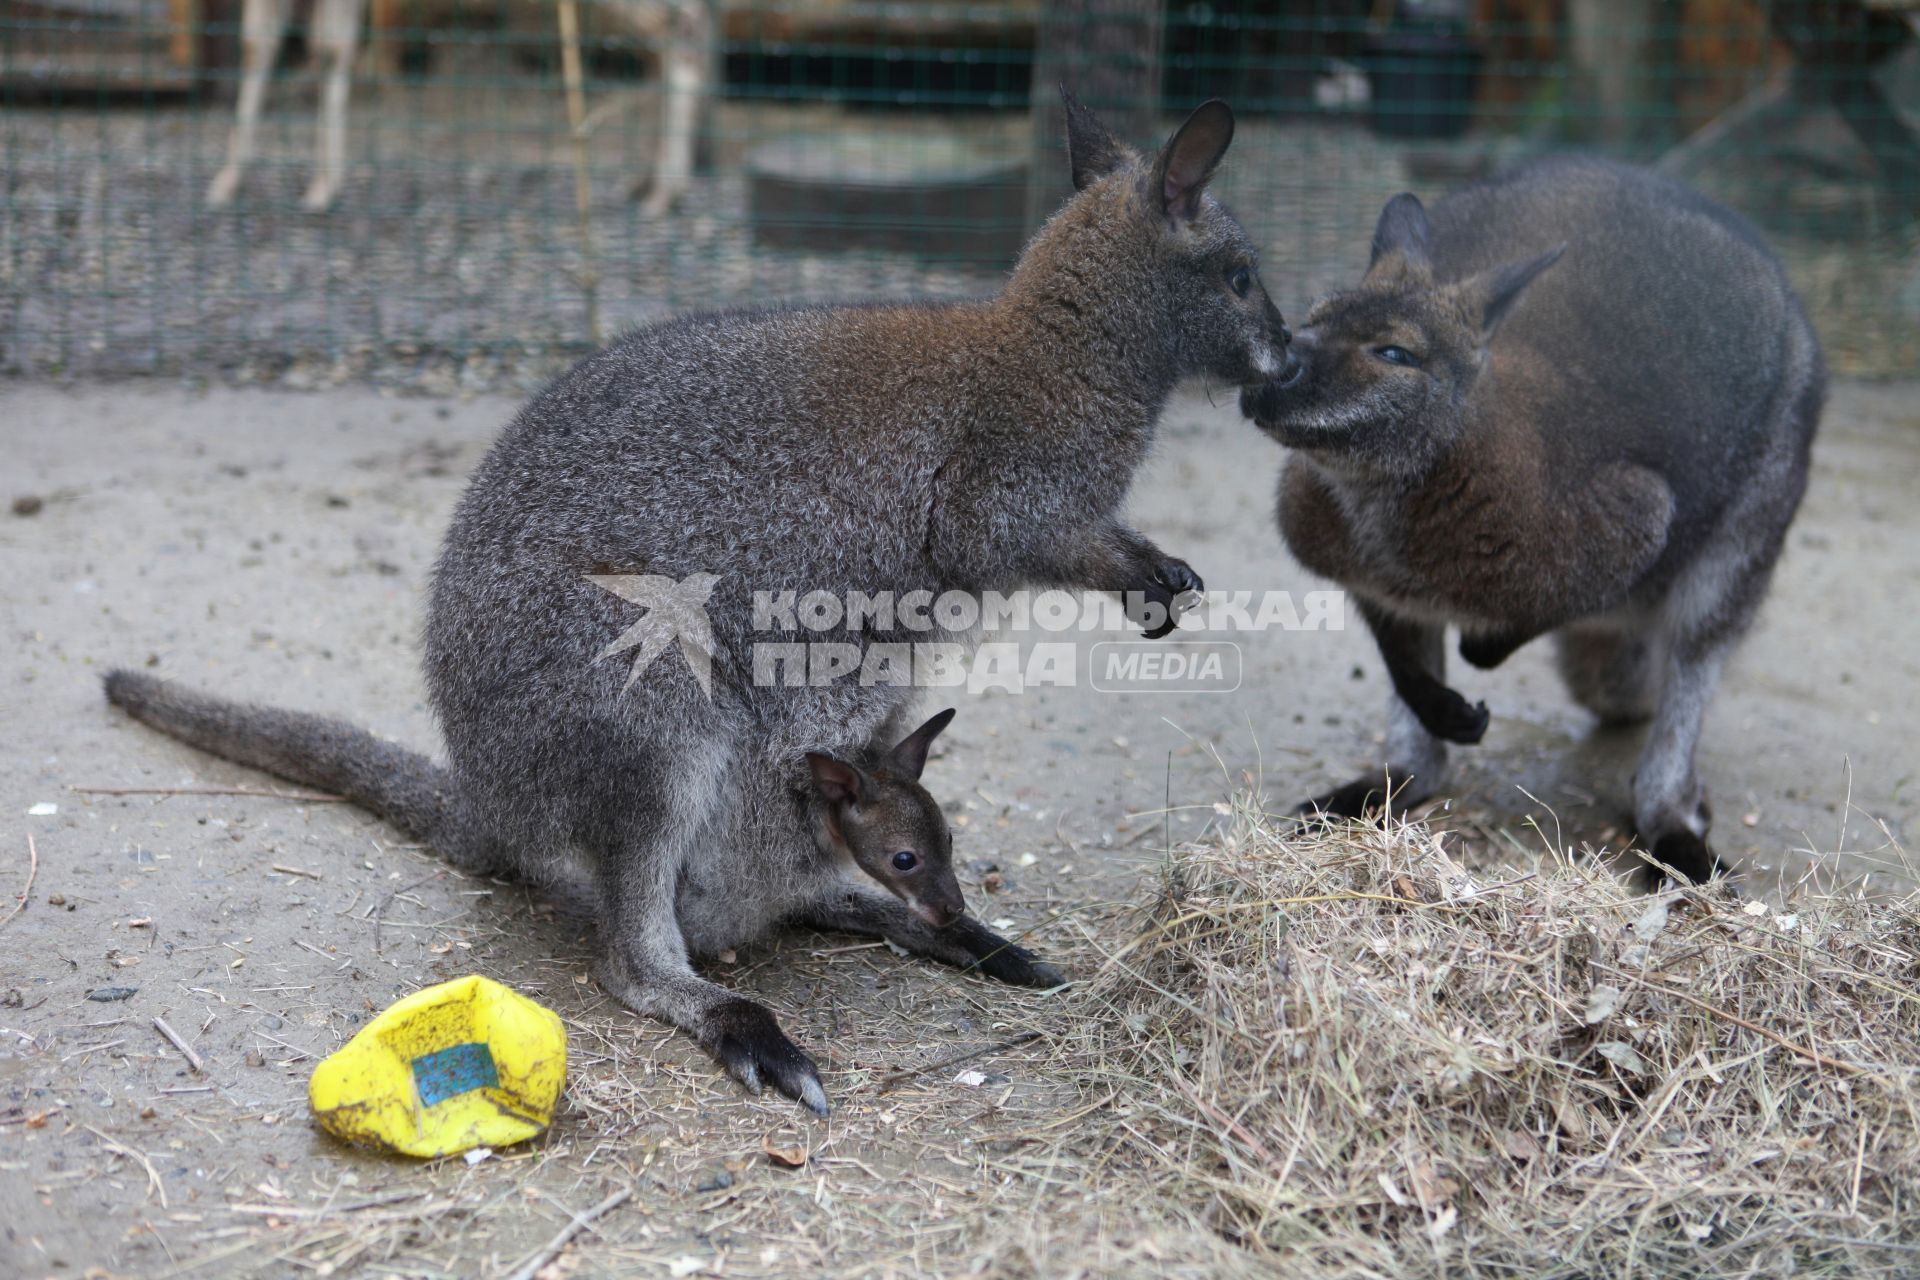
<box><xmin>1130</xmin><ymin>556</ymin><xmax>1204</xmax><ymax>639</ymax></box>
<box><xmin>974</xmin><ymin>943</ymin><xmax>1067</xmax><ymax>989</ymax></box>
<box><xmin>1436</xmin><ymin>693</ymin><xmax>1490</xmax><ymax>745</ymax></box>
<box><xmin>703</xmin><ymin>998</ymin><xmax>830</xmax><ymax>1117</ymax></box>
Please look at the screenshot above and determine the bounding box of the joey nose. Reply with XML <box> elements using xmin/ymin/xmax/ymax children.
<box><xmin>917</xmin><ymin>900</ymin><xmax>961</xmax><ymax>928</ymax></box>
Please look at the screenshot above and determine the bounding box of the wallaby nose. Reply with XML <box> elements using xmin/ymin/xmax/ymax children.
<box><xmin>1277</xmin><ymin>347</ymin><xmax>1304</xmax><ymax>385</ymax></box>
<box><xmin>917</xmin><ymin>900</ymin><xmax>961</xmax><ymax>928</ymax></box>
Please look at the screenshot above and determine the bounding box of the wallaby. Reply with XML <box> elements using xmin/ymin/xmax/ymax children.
<box><xmin>103</xmin><ymin>674</ymin><xmax>1057</xmax><ymax>1113</ymax></box>
<box><xmin>108</xmin><ymin>92</ymin><xmax>1287</xmax><ymax>1111</ymax></box>
<box><xmin>207</xmin><ymin>0</ymin><xmax>708</xmax><ymax>215</ymax></box>
<box><xmin>1241</xmin><ymin>158</ymin><xmax>1822</xmax><ymax>887</ymax></box>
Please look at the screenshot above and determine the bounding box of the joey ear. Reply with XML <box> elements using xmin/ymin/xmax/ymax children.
<box><xmin>887</xmin><ymin>707</ymin><xmax>956</xmax><ymax>781</ymax></box>
<box><xmin>1368</xmin><ymin>192</ymin><xmax>1432</xmax><ymax>278</ymax></box>
<box><xmin>1148</xmin><ymin>99</ymin><xmax>1234</xmax><ymax>224</ymax></box>
<box><xmin>1462</xmin><ymin>243</ymin><xmax>1566</xmax><ymax>337</ymax></box>
<box><xmin>1061</xmin><ymin>86</ymin><xmax>1135</xmax><ymax>192</ymax></box>
<box><xmin>805</xmin><ymin>752</ymin><xmax>864</xmax><ymax>806</ymax></box>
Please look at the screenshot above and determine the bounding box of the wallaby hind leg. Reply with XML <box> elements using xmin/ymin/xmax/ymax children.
<box><xmin>208</xmin><ymin>0</ymin><xmax>293</xmax><ymax>207</ymax></box>
<box><xmin>301</xmin><ymin>0</ymin><xmax>365</xmax><ymax>212</ymax></box>
<box><xmin>590</xmin><ymin>748</ymin><xmax>829</xmax><ymax>1116</ymax></box>
<box><xmin>1302</xmin><ymin>609</ymin><xmax>1454</xmax><ymax>819</ymax></box>
<box><xmin>1630</xmin><ymin>640</ymin><xmax>1726</xmax><ymax>888</ymax></box>
<box><xmin>1556</xmin><ymin>618</ymin><xmax>1663</xmax><ymax>726</ymax></box>
<box><xmin>796</xmin><ymin>884</ymin><xmax>1066</xmax><ymax>989</ymax></box>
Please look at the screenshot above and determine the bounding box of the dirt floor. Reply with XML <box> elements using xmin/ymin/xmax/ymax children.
<box><xmin>1</xmin><ymin>376</ymin><xmax>1915</xmax><ymax>1277</ymax></box>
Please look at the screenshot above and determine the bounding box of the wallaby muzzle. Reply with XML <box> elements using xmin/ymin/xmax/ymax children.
<box><xmin>1239</xmin><ymin>342</ymin><xmax>1308</xmax><ymax>426</ymax></box>
<box><xmin>915</xmin><ymin>871</ymin><xmax>967</xmax><ymax>928</ymax></box>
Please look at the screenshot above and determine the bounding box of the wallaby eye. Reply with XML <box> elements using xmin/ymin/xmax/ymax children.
<box><xmin>891</xmin><ymin>850</ymin><xmax>918</xmax><ymax>872</ymax></box>
<box><xmin>1374</xmin><ymin>345</ymin><xmax>1422</xmax><ymax>368</ymax></box>
<box><xmin>1229</xmin><ymin>266</ymin><xmax>1253</xmax><ymax>298</ymax></box>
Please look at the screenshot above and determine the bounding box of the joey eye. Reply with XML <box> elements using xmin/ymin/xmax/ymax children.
<box><xmin>1229</xmin><ymin>266</ymin><xmax>1253</xmax><ymax>298</ymax></box>
<box><xmin>1374</xmin><ymin>345</ymin><xmax>1421</xmax><ymax>368</ymax></box>
<box><xmin>891</xmin><ymin>850</ymin><xmax>918</xmax><ymax>872</ymax></box>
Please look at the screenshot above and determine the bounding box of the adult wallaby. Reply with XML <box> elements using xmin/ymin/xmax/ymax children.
<box><xmin>1241</xmin><ymin>158</ymin><xmax>1822</xmax><ymax>887</ymax></box>
<box><xmin>104</xmin><ymin>675</ymin><xmax>1058</xmax><ymax>1114</ymax></box>
<box><xmin>106</xmin><ymin>91</ymin><xmax>1288</xmax><ymax>1111</ymax></box>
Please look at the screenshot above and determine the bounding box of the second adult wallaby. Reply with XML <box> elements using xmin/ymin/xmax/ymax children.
<box><xmin>1242</xmin><ymin>158</ymin><xmax>1822</xmax><ymax>886</ymax></box>
<box><xmin>105</xmin><ymin>92</ymin><xmax>1291</xmax><ymax>1112</ymax></box>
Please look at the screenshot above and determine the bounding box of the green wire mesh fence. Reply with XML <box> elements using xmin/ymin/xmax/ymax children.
<box><xmin>3</xmin><ymin>0</ymin><xmax>1916</xmax><ymax>392</ymax></box>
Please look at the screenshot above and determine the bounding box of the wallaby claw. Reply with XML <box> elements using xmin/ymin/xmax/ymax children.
<box><xmin>703</xmin><ymin>997</ymin><xmax>830</xmax><ymax>1117</ymax></box>
<box><xmin>1131</xmin><ymin>556</ymin><xmax>1205</xmax><ymax>639</ymax></box>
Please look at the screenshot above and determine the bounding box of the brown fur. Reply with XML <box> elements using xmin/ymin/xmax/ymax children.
<box><xmin>1244</xmin><ymin>159</ymin><xmax>1822</xmax><ymax>886</ymax></box>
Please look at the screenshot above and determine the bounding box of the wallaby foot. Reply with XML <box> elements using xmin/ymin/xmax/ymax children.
<box><xmin>301</xmin><ymin>175</ymin><xmax>341</xmax><ymax>213</ymax></box>
<box><xmin>699</xmin><ymin>997</ymin><xmax>830</xmax><ymax>1116</ymax></box>
<box><xmin>797</xmin><ymin>885</ymin><xmax>1066</xmax><ymax>989</ymax></box>
<box><xmin>206</xmin><ymin>164</ymin><xmax>242</xmax><ymax>209</ymax></box>
<box><xmin>594</xmin><ymin>951</ymin><xmax>828</xmax><ymax>1116</ymax></box>
<box><xmin>1634</xmin><ymin>830</ymin><xmax>1726</xmax><ymax>891</ymax></box>
<box><xmin>1296</xmin><ymin>775</ymin><xmax>1390</xmax><ymax>821</ymax></box>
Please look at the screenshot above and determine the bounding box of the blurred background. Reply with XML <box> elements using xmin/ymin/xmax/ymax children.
<box><xmin>3</xmin><ymin>0</ymin><xmax>1916</xmax><ymax>391</ymax></box>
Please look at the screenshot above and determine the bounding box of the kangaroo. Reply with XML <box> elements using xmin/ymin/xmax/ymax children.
<box><xmin>1241</xmin><ymin>158</ymin><xmax>1822</xmax><ymax>887</ymax></box>
<box><xmin>103</xmin><ymin>674</ymin><xmax>1056</xmax><ymax>1113</ymax></box>
<box><xmin>109</xmin><ymin>92</ymin><xmax>1287</xmax><ymax>1111</ymax></box>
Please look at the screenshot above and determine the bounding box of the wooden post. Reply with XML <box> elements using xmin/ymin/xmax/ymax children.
<box><xmin>1025</xmin><ymin>0</ymin><xmax>1165</xmax><ymax>232</ymax></box>
<box><xmin>167</xmin><ymin>0</ymin><xmax>200</xmax><ymax>72</ymax></box>
<box><xmin>558</xmin><ymin>0</ymin><xmax>603</xmax><ymax>349</ymax></box>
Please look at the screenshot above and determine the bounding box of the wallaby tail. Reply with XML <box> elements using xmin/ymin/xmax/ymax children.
<box><xmin>102</xmin><ymin>670</ymin><xmax>498</xmax><ymax>871</ymax></box>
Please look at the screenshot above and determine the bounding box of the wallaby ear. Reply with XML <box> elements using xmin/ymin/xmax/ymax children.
<box><xmin>887</xmin><ymin>707</ymin><xmax>956</xmax><ymax>781</ymax></box>
<box><xmin>1368</xmin><ymin>192</ymin><xmax>1432</xmax><ymax>277</ymax></box>
<box><xmin>1148</xmin><ymin>99</ymin><xmax>1234</xmax><ymax>225</ymax></box>
<box><xmin>806</xmin><ymin>752</ymin><xmax>864</xmax><ymax>806</ymax></box>
<box><xmin>1061</xmin><ymin>86</ymin><xmax>1135</xmax><ymax>192</ymax></box>
<box><xmin>1462</xmin><ymin>243</ymin><xmax>1566</xmax><ymax>337</ymax></box>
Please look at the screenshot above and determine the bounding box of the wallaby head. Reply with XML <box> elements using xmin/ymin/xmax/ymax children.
<box><xmin>1008</xmin><ymin>90</ymin><xmax>1291</xmax><ymax>388</ymax></box>
<box><xmin>1242</xmin><ymin>192</ymin><xmax>1564</xmax><ymax>476</ymax></box>
<box><xmin>805</xmin><ymin>709</ymin><xmax>964</xmax><ymax>928</ymax></box>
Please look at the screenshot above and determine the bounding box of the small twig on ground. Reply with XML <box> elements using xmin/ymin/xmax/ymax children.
<box><xmin>229</xmin><ymin>1190</ymin><xmax>430</xmax><ymax>1218</ymax></box>
<box><xmin>2</xmin><ymin>833</ymin><xmax>37</xmax><ymax>932</ymax></box>
<box><xmin>83</xmin><ymin>1125</ymin><xmax>168</xmax><ymax>1209</ymax></box>
<box><xmin>504</xmin><ymin>1187</ymin><xmax>631</xmax><ymax>1280</ymax></box>
<box><xmin>374</xmin><ymin>872</ymin><xmax>442</xmax><ymax>954</ymax></box>
<box><xmin>70</xmin><ymin>784</ymin><xmax>344</xmax><ymax>802</ymax></box>
<box><xmin>1593</xmin><ymin>960</ymin><xmax>1869</xmax><ymax>1075</ymax></box>
<box><xmin>879</xmin><ymin>1031</ymin><xmax>1044</xmax><ymax>1093</ymax></box>
<box><xmin>270</xmin><ymin>864</ymin><xmax>324</xmax><ymax>880</ymax></box>
<box><xmin>152</xmin><ymin>1016</ymin><xmax>205</xmax><ymax>1073</ymax></box>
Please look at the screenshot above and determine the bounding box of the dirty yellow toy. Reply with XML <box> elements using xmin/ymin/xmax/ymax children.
<box><xmin>309</xmin><ymin>975</ymin><xmax>566</xmax><ymax>1157</ymax></box>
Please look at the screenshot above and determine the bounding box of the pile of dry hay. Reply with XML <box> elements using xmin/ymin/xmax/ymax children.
<box><xmin>1017</xmin><ymin>806</ymin><xmax>1920</xmax><ymax>1278</ymax></box>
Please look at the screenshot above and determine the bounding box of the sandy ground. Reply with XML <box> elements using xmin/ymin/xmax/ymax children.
<box><xmin>1</xmin><ymin>376</ymin><xmax>1915</xmax><ymax>1277</ymax></box>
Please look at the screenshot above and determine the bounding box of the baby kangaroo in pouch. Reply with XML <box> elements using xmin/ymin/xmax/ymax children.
<box><xmin>1244</xmin><ymin>159</ymin><xmax>1822</xmax><ymax>887</ymax></box>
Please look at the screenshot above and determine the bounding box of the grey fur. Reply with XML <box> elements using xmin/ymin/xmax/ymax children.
<box><xmin>104</xmin><ymin>93</ymin><xmax>1284</xmax><ymax>1111</ymax></box>
<box><xmin>1242</xmin><ymin>158</ymin><xmax>1822</xmax><ymax>886</ymax></box>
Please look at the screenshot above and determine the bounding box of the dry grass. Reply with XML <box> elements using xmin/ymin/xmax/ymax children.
<box><xmin>21</xmin><ymin>802</ymin><xmax>1919</xmax><ymax>1278</ymax></box>
<box><xmin>1006</xmin><ymin>805</ymin><xmax>1920</xmax><ymax>1278</ymax></box>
